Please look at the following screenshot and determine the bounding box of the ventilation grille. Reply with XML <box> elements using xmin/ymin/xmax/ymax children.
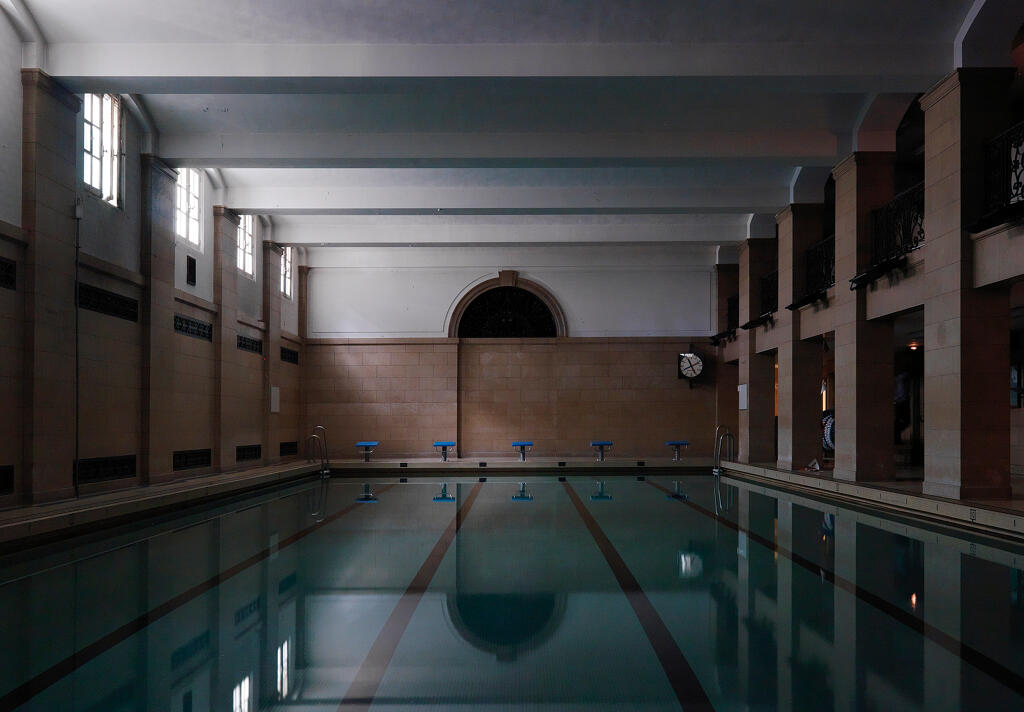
<box><xmin>171</xmin><ymin>630</ymin><xmax>210</xmax><ymax>670</ymax></box>
<box><xmin>234</xmin><ymin>596</ymin><xmax>261</xmax><ymax>626</ymax></box>
<box><xmin>173</xmin><ymin>448</ymin><xmax>211</xmax><ymax>471</ymax></box>
<box><xmin>236</xmin><ymin>444</ymin><xmax>262</xmax><ymax>461</ymax></box>
<box><xmin>174</xmin><ymin>314</ymin><xmax>213</xmax><ymax>341</ymax></box>
<box><xmin>279</xmin><ymin>441</ymin><xmax>298</xmax><ymax>456</ymax></box>
<box><xmin>280</xmin><ymin>346</ymin><xmax>299</xmax><ymax>364</ymax></box>
<box><xmin>77</xmin><ymin>455</ymin><xmax>136</xmax><ymax>483</ymax></box>
<box><xmin>78</xmin><ymin>283</ymin><xmax>139</xmax><ymax>322</ymax></box>
<box><xmin>0</xmin><ymin>257</ymin><xmax>14</xmax><ymax>291</ymax></box>
<box><xmin>237</xmin><ymin>335</ymin><xmax>263</xmax><ymax>354</ymax></box>
<box><xmin>0</xmin><ymin>465</ymin><xmax>12</xmax><ymax>495</ymax></box>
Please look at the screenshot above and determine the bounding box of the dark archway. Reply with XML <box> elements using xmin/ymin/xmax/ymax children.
<box><xmin>449</xmin><ymin>271</ymin><xmax>567</xmax><ymax>338</ymax></box>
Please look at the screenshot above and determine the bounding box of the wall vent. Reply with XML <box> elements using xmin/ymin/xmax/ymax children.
<box><xmin>279</xmin><ymin>441</ymin><xmax>298</xmax><ymax>456</ymax></box>
<box><xmin>233</xmin><ymin>595</ymin><xmax>261</xmax><ymax>626</ymax></box>
<box><xmin>280</xmin><ymin>346</ymin><xmax>299</xmax><ymax>364</ymax></box>
<box><xmin>76</xmin><ymin>454</ymin><xmax>136</xmax><ymax>483</ymax></box>
<box><xmin>0</xmin><ymin>465</ymin><xmax>13</xmax><ymax>494</ymax></box>
<box><xmin>174</xmin><ymin>314</ymin><xmax>213</xmax><ymax>341</ymax></box>
<box><xmin>0</xmin><ymin>257</ymin><xmax>14</xmax><ymax>290</ymax></box>
<box><xmin>237</xmin><ymin>335</ymin><xmax>263</xmax><ymax>354</ymax></box>
<box><xmin>78</xmin><ymin>283</ymin><xmax>139</xmax><ymax>322</ymax></box>
<box><xmin>171</xmin><ymin>630</ymin><xmax>210</xmax><ymax>670</ymax></box>
<box><xmin>236</xmin><ymin>444</ymin><xmax>262</xmax><ymax>461</ymax></box>
<box><xmin>173</xmin><ymin>448</ymin><xmax>211</xmax><ymax>471</ymax></box>
<box><xmin>186</xmin><ymin>255</ymin><xmax>197</xmax><ymax>286</ymax></box>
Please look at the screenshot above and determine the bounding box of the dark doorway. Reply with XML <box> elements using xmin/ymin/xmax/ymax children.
<box><xmin>457</xmin><ymin>287</ymin><xmax>557</xmax><ymax>338</ymax></box>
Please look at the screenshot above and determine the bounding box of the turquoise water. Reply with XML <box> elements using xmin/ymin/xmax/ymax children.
<box><xmin>0</xmin><ymin>474</ymin><xmax>1022</xmax><ymax>711</ymax></box>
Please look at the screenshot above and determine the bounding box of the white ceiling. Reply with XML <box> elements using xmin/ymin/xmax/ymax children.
<box><xmin>8</xmin><ymin>0</ymin><xmax>1019</xmax><ymax>248</ymax></box>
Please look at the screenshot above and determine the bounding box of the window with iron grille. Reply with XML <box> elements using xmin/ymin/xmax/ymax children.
<box><xmin>176</xmin><ymin>168</ymin><xmax>202</xmax><ymax>248</ymax></box>
<box><xmin>82</xmin><ymin>93</ymin><xmax>122</xmax><ymax>207</ymax></box>
<box><xmin>237</xmin><ymin>214</ymin><xmax>255</xmax><ymax>276</ymax></box>
<box><xmin>280</xmin><ymin>246</ymin><xmax>293</xmax><ymax>298</ymax></box>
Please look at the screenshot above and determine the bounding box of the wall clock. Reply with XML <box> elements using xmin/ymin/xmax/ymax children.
<box><xmin>678</xmin><ymin>352</ymin><xmax>704</xmax><ymax>382</ymax></box>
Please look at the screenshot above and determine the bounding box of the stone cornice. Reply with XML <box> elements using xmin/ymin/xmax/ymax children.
<box><xmin>213</xmin><ymin>205</ymin><xmax>241</xmax><ymax>226</ymax></box>
<box><xmin>141</xmin><ymin>154</ymin><xmax>178</xmax><ymax>181</ymax></box>
<box><xmin>21</xmin><ymin>69</ymin><xmax>80</xmax><ymax>111</ymax></box>
<box><xmin>919</xmin><ymin>70</ymin><xmax>960</xmax><ymax>112</ymax></box>
<box><xmin>832</xmin><ymin>151</ymin><xmax>895</xmax><ymax>180</ymax></box>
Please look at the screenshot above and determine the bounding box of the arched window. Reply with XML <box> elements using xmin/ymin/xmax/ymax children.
<box><xmin>457</xmin><ymin>287</ymin><xmax>557</xmax><ymax>338</ymax></box>
<box><xmin>449</xmin><ymin>271</ymin><xmax>567</xmax><ymax>338</ymax></box>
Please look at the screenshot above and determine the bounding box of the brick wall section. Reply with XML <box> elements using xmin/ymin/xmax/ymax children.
<box><xmin>458</xmin><ymin>338</ymin><xmax>714</xmax><ymax>457</ymax></box>
<box><xmin>303</xmin><ymin>341</ymin><xmax>458</xmax><ymax>459</ymax></box>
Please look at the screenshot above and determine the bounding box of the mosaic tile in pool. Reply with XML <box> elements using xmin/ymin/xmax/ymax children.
<box><xmin>1</xmin><ymin>475</ymin><xmax>1023</xmax><ymax>711</ymax></box>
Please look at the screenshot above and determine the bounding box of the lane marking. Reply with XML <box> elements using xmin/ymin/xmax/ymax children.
<box><xmin>338</xmin><ymin>482</ymin><xmax>483</xmax><ymax>711</ymax></box>
<box><xmin>562</xmin><ymin>481</ymin><xmax>714</xmax><ymax>712</ymax></box>
<box><xmin>648</xmin><ymin>479</ymin><xmax>1024</xmax><ymax>699</ymax></box>
<box><xmin>0</xmin><ymin>483</ymin><xmax>396</xmax><ymax>712</ymax></box>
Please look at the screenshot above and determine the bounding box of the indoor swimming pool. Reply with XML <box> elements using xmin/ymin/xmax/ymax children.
<box><xmin>1</xmin><ymin>474</ymin><xmax>1023</xmax><ymax>711</ymax></box>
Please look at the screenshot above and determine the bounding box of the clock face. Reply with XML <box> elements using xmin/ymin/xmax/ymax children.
<box><xmin>679</xmin><ymin>352</ymin><xmax>703</xmax><ymax>378</ymax></box>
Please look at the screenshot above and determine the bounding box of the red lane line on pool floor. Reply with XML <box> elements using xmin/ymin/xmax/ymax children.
<box><xmin>338</xmin><ymin>481</ymin><xmax>483</xmax><ymax>712</ymax></box>
<box><xmin>0</xmin><ymin>483</ymin><xmax>395</xmax><ymax>712</ymax></box>
<box><xmin>647</xmin><ymin>479</ymin><xmax>1024</xmax><ymax>698</ymax></box>
<box><xmin>562</xmin><ymin>481</ymin><xmax>714</xmax><ymax>712</ymax></box>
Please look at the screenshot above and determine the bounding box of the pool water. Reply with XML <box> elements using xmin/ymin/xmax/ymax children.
<box><xmin>1</xmin><ymin>474</ymin><xmax>1023</xmax><ymax>711</ymax></box>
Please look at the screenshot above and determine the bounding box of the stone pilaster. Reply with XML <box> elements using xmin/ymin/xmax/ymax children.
<box><xmin>213</xmin><ymin>206</ymin><xmax>241</xmax><ymax>472</ymax></box>
<box><xmin>832</xmin><ymin>153</ymin><xmax>897</xmax><ymax>482</ymax></box>
<box><xmin>139</xmin><ymin>155</ymin><xmax>178</xmax><ymax>482</ymax></box>
<box><xmin>737</xmin><ymin>239</ymin><xmax>776</xmax><ymax>463</ymax></box>
<box><xmin>263</xmin><ymin>242</ymin><xmax>283</xmax><ymax>465</ymax></box>
<box><xmin>920</xmin><ymin>70</ymin><xmax>1014</xmax><ymax>499</ymax></box>
<box><xmin>715</xmin><ymin>264</ymin><xmax>739</xmax><ymax>438</ymax></box>
<box><xmin>21</xmin><ymin>70</ymin><xmax>80</xmax><ymax>502</ymax></box>
<box><xmin>776</xmin><ymin>204</ymin><xmax>824</xmax><ymax>471</ymax></box>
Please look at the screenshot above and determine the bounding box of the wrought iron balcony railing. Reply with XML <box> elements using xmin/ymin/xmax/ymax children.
<box><xmin>981</xmin><ymin>119</ymin><xmax>1024</xmax><ymax>228</ymax></box>
<box><xmin>871</xmin><ymin>182</ymin><xmax>925</xmax><ymax>265</ymax></box>
<box><xmin>805</xmin><ymin>233</ymin><xmax>835</xmax><ymax>295</ymax></box>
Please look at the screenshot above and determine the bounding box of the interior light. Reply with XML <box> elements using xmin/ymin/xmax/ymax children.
<box><xmin>910</xmin><ymin>592</ymin><xmax>917</xmax><ymax>610</ymax></box>
<box><xmin>909</xmin><ymin>342</ymin><xmax>919</xmax><ymax>351</ymax></box>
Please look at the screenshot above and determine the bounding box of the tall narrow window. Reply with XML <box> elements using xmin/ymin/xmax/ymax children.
<box><xmin>175</xmin><ymin>168</ymin><xmax>202</xmax><ymax>248</ymax></box>
<box><xmin>237</xmin><ymin>214</ymin><xmax>254</xmax><ymax>276</ymax></box>
<box><xmin>82</xmin><ymin>93</ymin><xmax>121</xmax><ymax>206</ymax></box>
<box><xmin>276</xmin><ymin>639</ymin><xmax>290</xmax><ymax>698</ymax></box>
<box><xmin>232</xmin><ymin>675</ymin><xmax>251</xmax><ymax>712</ymax></box>
<box><xmin>280</xmin><ymin>246</ymin><xmax>293</xmax><ymax>298</ymax></box>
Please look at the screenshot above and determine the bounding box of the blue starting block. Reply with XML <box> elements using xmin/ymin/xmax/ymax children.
<box><xmin>433</xmin><ymin>441</ymin><xmax>456</xmax><ymax>462</ymax></box>
<box><xmin>590</xmin><ymin>440</ymin><xmax>613</xmax><ymax>462</ymax></box>
<box><xmin>433</xmin><ymin>482</ymin><xmax>455</xmax><ymax>502</ymax></box>
<box><xmin>355</xmin><ymin>441</ymin><xmax>379</xmax><ymax>463</ymax></box>
<box><xmin>512</xmin><ymin>482</ymin><xmax>533</xmax><ymax>501</ymax></box>
<box><xmin>512</xmin><ymin>441</ymin><xmax>533</xmax><ymax>461</ymax></box>
<box><xmin>666</xmin><ymin>440</ymin><xmax>690</xmax><ymax>461</ymax></box>
<box><xmin>591</xmin><ymin>480</ymin><xmax>613</xmax><ymax>501</ymax></box>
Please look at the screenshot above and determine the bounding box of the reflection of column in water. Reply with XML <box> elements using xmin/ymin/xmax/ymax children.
<box><xmin>736</xmin><ymin>487</ymin><xmax>750</xmax><ymax>703</ymax></box>
<box><xmin>923</xmin><ymin>541</ymin><xmax>960</xmax><ymax>712</ymax></box>
<box><xmin>776</xmin><ymin>500</ymin><xmax>793</xmax><ymax>712</ymax></box>
<box><xmin>832</xmin><ymin>515</ymin><xmax>856</xmax><ymax>712</ymax></box>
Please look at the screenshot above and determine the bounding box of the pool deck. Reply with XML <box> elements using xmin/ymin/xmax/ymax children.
<box><xmin>0</xmin><ymin>456</ymin><xmax>711</xmax><ymax>547</ymax></box>
<box><xmin>722</xmin><ymin>460</ymin><xmax>1024</xmax><ymax>541</ymax></box>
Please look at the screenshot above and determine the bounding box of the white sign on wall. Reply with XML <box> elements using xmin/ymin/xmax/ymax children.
<box><xmin>737</xmin><ymin>383</ymin><xmax>748</xmax><ymax>411</ymax></box>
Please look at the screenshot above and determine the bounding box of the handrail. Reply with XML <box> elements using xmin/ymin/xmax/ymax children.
<box><xmin>713</xmin><ymin>426</ymin><xmax>736</xmax><ymax>513</ymax></box>
<box><xmin>313</xmin><ymin>425</ymin><xmax>330</xmax><ymax>468</ymax></box>
<box><xmin>305</xmin><ymin>434</ymin><xmax>328</xmax><ymax>477</ymax></box>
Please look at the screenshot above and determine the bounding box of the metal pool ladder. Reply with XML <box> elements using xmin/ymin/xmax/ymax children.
<box><xmin>713</xmin><ymin>425</ymin><xmax>735</xmax><ymax>513</ymax></box>
<box><xmin>306</xmin><ymin>431</ymin><xmax>329</xmax><ymax>478</ymax></box>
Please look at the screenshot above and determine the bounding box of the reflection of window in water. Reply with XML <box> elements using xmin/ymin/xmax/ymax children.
<box><xmin>277</xmin><ymin>639</ymin><xmax>290</xmax><ymax>698</ymax></box>
<box><xmin>232</xmin><ymin>675</ymin><xmax>251</xmax><ymax>712</ymax></box>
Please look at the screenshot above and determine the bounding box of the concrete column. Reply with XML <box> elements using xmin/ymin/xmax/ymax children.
<box><xmin>832</xmin><ymin>514</ymin><xmax>857</xmax><ymax>712</ymax></box>
<box><xmin>832</xmin><ymin>153</ymin><xmax>897</xmax><ymax>481</ymax></box>
<box><xmin>139</xmin><ymin>155</ymin><xmax>178</xmax><ymax>482</ymax></box>
<box><xmin>262</xmin><ymin>243</ymin><xmax>283</xmax><ymax>465</ymax></box>
<box><xmin>923</xmin><ymin>540</ymin><xmax>960</xmax><ymax>711</ymax></box>
<box><xmin>20</xmin><ymin>70</ymin><xmax>80</xmax><ymax>503</ymax></box>
<box><xmin>776</xmin><ymin>205</ymin><xmax>825</xmax><ymax>470</ymax></box>
<box><xmin>920</xmin><ymin>70</ymin><xmax>1014</xmax><ymax>499</ymax></box>
<box><xmin>213</xmin><ymin>206</ymin><xmax>241</xmax><ymax>472</ymax></box>
<box><xmin>737</xmin><ymin>239</ymin><xmax>778</xmax><ymax>463</ymax></box>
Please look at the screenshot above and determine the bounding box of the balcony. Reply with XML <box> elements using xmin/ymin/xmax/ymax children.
<box><xmin>711</xmin><ymin>295</ymin><xmax>740</xmax><ymax>345</ymax></box>
<box><xmin>977</xmin><ymin>119</ymin><xmax>1024</xmax><ymax>231</ymax></box>
<box><xmin>741</xmin><ymin>270</ymin><xmax>777</xmax><ymax>330</ymax></box>
<box><xmin>787</xmin><ymin>234</ymin><xmax>834</xmax><ymax>310</ymax></box>
<box><xmin>850</xmin><ymin>182</ymin><xmax>924</xmax><ymax>290</ymax></box>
